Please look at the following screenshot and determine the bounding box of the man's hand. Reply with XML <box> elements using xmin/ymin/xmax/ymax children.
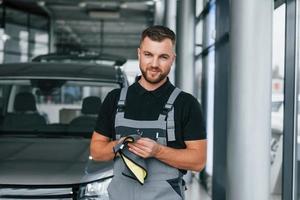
<box><xmin>122</xmin><ymin>135</ymin><xmax>207</xmax><ymax>172</ymax></box>
<box><xmin>127</xmin><ymin>137</ymin><xmax>161</xmax><ymax>158</ymax></box>
<box><xmin>129</xmin><ymin>138</ymin><xmax>207</xmax><ymax>172</ymax></box>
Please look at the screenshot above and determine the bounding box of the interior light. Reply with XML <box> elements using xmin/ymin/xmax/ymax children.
<box><xmin>120</xmin><ymin>3</ymin><xmax>128</xmax><ymax>9</ymax></box>
<box><xmin>0</xmin><ymin>29</ymin><xmax>10</xmax><ymax>42</ymax></box>
<box><xmin>78</xmin><ymin>2</ymin><xmax>86</xmax><ymax>8</ymax></box>
<box><xmin>1</xmin><ymin>34</ymin><xmax>10</xmax><ymax>42</ymax></box>
<box><xmin>37</xmin><ymin>1</ymin><xmax>45</xmax><ymax>6</ymax></box>
<box><xmin>145</xmin><ymin>1</ymin><xmax>155</xmax><ymax>6</ymax></box>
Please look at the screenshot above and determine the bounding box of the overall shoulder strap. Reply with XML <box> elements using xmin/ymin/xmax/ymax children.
<box><xmin>159</xmin><ymin>87</ymin><xmax>182</xmax><ymax>142</ymax></box>
<box><xmin>115</xmin><ymin>87</ymin><xmax>129</xmax><ymax>139</ymax></box>
<box><xmin>117</xmin><ymin>87</ymin><xmax>128</xmax><ymax>109</ymax></box>
<box><xmin>165</xmin><ymin>87</ymin><xmax>181</xmax><ymax>109</ymax></box>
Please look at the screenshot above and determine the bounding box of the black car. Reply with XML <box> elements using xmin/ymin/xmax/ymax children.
<box><xmin>0</xmin><ymin>61</ymin><xmax>128</xmax><ymax>199</ymax></box>
<box><xmin>32</xmin><ymin>52</ymin><xmax>127</xmax><ymax>66</ymax></box>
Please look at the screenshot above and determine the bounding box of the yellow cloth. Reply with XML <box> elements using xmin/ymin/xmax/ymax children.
<box><xmin>121</xmin><ymin>154</ymin><xmax>147</xmax><ymax>184</ymax></box>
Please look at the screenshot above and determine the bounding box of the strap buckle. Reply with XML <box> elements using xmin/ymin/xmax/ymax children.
<box><xmin>162</xmin><ymin>104</ymin><xmax>173</xmax><ymax>115</ymax></box>
<box><xmin>117</xmin><ymin>102</ymin><xmax>125</xmax><ymax>112</ymax></box>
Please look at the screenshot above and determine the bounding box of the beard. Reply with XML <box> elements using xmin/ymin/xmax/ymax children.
<box><xmin>141</xmin><ymin>67</ymin><xmax>169</xmax><ymax>84</ymax></box>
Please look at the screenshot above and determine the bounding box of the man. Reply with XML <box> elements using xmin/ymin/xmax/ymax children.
<box><xmin>90</xmin><ymin>25</ymin><xmax>207</xmax><ymax>200</ymax></box>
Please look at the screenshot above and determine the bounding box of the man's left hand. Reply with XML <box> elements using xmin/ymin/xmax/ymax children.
<box><xmin>127</xmin><ymin>137</ymin><xmax>161</xmax><ymax>158</ymax></box>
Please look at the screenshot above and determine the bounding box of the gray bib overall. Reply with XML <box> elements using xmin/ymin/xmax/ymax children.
<box><xmin>107</xmin><ymin>87</ymin><xmax>185</xmax><ymax>200</ymax></box>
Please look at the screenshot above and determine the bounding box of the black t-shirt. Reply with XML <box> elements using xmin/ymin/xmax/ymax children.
<box><xmin>94</xmin><ymin>78</ymin><xmax>206</xmax><ymax>149</ymax></box>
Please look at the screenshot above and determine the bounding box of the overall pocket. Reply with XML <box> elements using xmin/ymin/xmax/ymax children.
<box><xmin>166</xmin><ymin>177</ymin><xmax>184</xmax><ymax>198</ymax></box>
<box><xmin>136</xmin><ymin>178</ymin><xmax>183</xmax><ymax>200</ymax></box>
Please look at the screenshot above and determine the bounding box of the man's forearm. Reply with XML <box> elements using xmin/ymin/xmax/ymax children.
<box><xmin>90</xmin><ymin>133</ymin><xmax>118</xmax><ymax>161</ymax></box>
<box><xmin>154</xmin><ymin>144</ymin><xmax>206</xmax><ymax>172</ymax></box>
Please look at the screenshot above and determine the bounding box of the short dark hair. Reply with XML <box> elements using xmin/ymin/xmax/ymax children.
<box><xmin>140</xmin><ymin>25</ymin><xmax>176</xmax><ymax>45</ymax></box>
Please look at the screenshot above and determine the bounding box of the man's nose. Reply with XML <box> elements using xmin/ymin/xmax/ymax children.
<box><xmin>151</xmin><ymin>57</ymin><xmax>159</xmax><ymax>68</ymax></box>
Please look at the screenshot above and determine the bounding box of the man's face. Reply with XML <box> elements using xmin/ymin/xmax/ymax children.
<box><xmin>138</xmin><ymin>37</ymin><xmax>175</xmax><ymax>84</ymax></box>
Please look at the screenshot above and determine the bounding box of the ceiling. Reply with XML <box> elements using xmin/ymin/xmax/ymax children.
<box><xmin>4</xmin><ymin>0</ymin><xmax>164</xmax><ymax>59</ymax></box>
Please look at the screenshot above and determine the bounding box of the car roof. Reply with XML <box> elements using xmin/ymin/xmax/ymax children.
<box><xmin>32</xmin><ymin>53</ymin><xmax>127</xmax><ymax>66</ymax></box>
<box><xmin>0</xmin><ymin>62</ymin><xmax>127</xmax><ymax>84</ymax></box>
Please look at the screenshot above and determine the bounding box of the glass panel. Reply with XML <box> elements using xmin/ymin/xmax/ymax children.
<box><xmin>0</xmin><ymin>85</ymin><xmax>3</xmax><ymax>115</ymax></box>
<box><xmin>270</xmin><ymin>3</ymin><xmax>285</xmax><ymax>199</ymax></box>
<box><xmin>202</xmin><ymin>51</ymin><xmax>215</xmax><ymax>197</ymax></box>
<box><xmin>5</xmin><ymin>23</ymin><xmax>27</xmax><ymax>39</ymax></box>
<box><xmin>195</xmin><ymin>58</ymin><xmax>203</xmax><ymax>101</ymax></box>
<box><xmin>4</xmin><ymin>10</ymin><xmax>49</xmax><ymax>63</ymax></box>
<box><xmin>29</xmin><ymin>29</ymin><xmax>49</xmax><ymax>58</ymax></box>
<box><xmin>29</xmin><ymin>42</ymin><xmax>48</xmax><ymax>58</ymax></box>
<box><xmin>195</xmin><ymin>1</ymin><xmax>216</xmax><ymax>196</ymax></box>
<box><xmin>196</xmin><ymin>21</ymin><xmax>203</xmax><ymax>55</ymax></box>
<box><xmin>0</xmin><ymin>28</ymin><xmax>7</xmax><ymax>52</ymax></box>
<box><xmin>196</xmin><ymin>0</ymin><xmax>204</xmax><ymax>17</ymax></box>
<box><xmin>29</xmin><ymin>14</ymin><xmax>48</xmax><ymax>30</ymax></box>
<box><xmin>202</xmin><ymin>4</ymin><xmax>216</xmax><ymax>49</ymax></box>
<box><xmin>5</xmin><ymin>8</ymin><xmax>27</xmax><ymax>26</ymax></box>
<box><xmin>0</xmin><ymin>6</ymin><xmax>3</xmax><ymax>26</ymax></box>
<box><xmin>4</xmin><ymin>23</ymin><xmax>29</xmax><ymax>62</ymax></box>
<box><xmin>5</xmin><ymin>37</ymin><xmax>28</xmax><ymax>53</ymax></box>
<box><xmin>4</xmin><ymin>54</ymin><xmax>22</xmax><ymax>63</ymax></box>
<box><xmin>0</xmin><ymin>51</ymin><xmax>3</xmax><ymax>63</ymax></box>
<box><xmin>0</xmin><ymin>79</ymin><xmax>119</xmax><ymax>131</ymax></box>
<box><xmin>29</xmin><ymin>28</ymin><xmax>49</xmax><ymax>43</ymax></box>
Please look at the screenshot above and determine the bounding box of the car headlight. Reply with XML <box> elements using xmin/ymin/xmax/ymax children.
<box><xmin>78</xmin><ymin>177</ymin><xmax>112</xmax><ymax>200</ymax></box>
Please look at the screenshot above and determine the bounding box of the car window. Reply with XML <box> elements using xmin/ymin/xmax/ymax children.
<box><xmin>0</xmin><ymin>79</ymin><xmax>119</xmax><ymax>137</ymax></box>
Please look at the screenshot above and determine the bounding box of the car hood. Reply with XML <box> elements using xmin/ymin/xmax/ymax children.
<box><xmin>0</xmin><ymin>136</ymin><xmax>113</xmax><ymax>185</ymax></box>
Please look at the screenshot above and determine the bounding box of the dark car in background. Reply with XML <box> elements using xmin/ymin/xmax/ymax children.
<box><xmin>0</xmin><ymin>57</ymin><xmax>128</xmax><ymax>199</ymax></box>
<box><xmin>32</xmin><ymin>52</ymin><xmax>127</xmax><ymax>66</ymax></box>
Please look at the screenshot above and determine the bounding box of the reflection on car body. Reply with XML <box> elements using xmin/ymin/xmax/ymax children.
<box><xmin>0</xmin><ymin>59</ymin><xmax>128</xmax><ymax>199</ymax></box>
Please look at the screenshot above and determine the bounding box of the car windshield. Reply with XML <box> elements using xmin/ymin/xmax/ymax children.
<box><xmin>0</xmin><ymin>79</ymin><xmax>119</xmax><ymax>137</ymax></box>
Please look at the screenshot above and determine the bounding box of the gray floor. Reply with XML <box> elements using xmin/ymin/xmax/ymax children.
<box><xmin>183</xmin><ymin>176</ymin><xmax>282</xmax><ymax>200</ymax></box>
<box><xmin>185</xmin><ymin>175</ymin><xmax>211</xmax><ymax>200</ymax></box>
<box><xmin>183</xmin><ymin>175</ymin><xmax>282</xmax><ymax>200</ymax></box>
<box><xmin>270</xmin><ymin>195</ymin><xmax>281</xmax><ymax>200</ymax></box>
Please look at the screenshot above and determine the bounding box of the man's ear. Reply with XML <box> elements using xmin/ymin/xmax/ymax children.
<box><xmin>172</xmin><ymin>53</ymin><xmax>176</xmax><ymax>62</ymax></box>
